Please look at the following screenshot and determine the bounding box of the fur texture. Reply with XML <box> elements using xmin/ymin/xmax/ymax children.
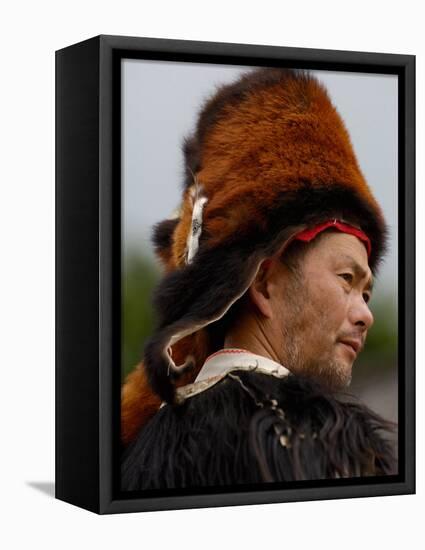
<box><xmin>121</xmin><ymin>371</ymin><xmax>397</xmax><ymax>490</ymax></box>
<box><xmin>151</xmin><ymin>218</ymin><xmax>179</xmax><ymax>270</ymax></box>
<box><xmin>121</xmin><ymin>330</ymin><xmax>211</xmax><ymax>445</ymax></box>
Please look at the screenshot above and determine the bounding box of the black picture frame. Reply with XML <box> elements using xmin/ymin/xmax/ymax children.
<box><xmin>55</xmin><ymin>34</ymin><xmax>415</xmax><ymax>514</ymax></box>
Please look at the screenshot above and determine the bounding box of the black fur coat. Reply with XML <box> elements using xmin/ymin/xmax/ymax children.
<box><xmin>121</xmin><ymin>371</ymin><xmax>397</xmax><ymax>491</ymax></box>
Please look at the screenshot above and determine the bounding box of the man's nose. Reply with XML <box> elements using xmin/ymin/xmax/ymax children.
<box><xmin>350</xmin><ymin>296</ymin><xmax>374</xmax><ymax>331</ymax></box>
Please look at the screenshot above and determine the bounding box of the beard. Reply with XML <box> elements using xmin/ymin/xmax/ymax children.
<box><xmin>279</xmin><ymin>272</ymin><xmax>353</xmax><ymax>391</ymax></box>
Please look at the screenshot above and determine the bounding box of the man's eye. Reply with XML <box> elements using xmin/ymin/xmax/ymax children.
<box><xmin>363</xmin><ymin>292</ymin><xmax>371</xmax><ymax>304</ymax></box>
<box><xmin>339</xmin><ymin>273</ymin><xmax>353</xmax><ymax>283</ymax></box>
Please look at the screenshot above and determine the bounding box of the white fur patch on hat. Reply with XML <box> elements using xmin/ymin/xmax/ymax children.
<box><xmin>186</xmin><ymin>184</ymin><xmax>208</xmax><ymax>264</ymax></box>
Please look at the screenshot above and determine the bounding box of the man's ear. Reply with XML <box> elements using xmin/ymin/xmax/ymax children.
<box><xmin>248</xmin><ymin>259</ymin><xmax>274</xmax><ymax>319</ymax></box>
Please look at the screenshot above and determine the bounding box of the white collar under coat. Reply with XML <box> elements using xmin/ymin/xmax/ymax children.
<box><xmin>173</xmin><ymin>349</ymin><xmax>290</xmax><ymax>404</ymax></box>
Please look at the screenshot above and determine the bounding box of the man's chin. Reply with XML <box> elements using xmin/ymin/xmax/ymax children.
<box><xmin>331</xmin><ymin>363</ymin><xmax>353</xmax><ymax>390</ymax></box>
<box><xmin>313</xmin><ymin>359</ymin><xmax>353</xmax><ymax>391</ymax></box>
<box><xmin>285</xmin><ymin>353</ymin><xmax>353</xmax><ymax>391</ymax></box>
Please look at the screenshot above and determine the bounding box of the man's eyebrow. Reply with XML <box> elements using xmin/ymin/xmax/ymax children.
<box><xmin>337</xmin><ymin>254</ymin><xmax>374</xmax><ymax>291</ymax></box>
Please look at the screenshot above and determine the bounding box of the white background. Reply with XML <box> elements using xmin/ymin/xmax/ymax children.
<box><xmin>1</xmin><ymin>1</ymin><xmax>422</xmax><ymax>548</ymax></box>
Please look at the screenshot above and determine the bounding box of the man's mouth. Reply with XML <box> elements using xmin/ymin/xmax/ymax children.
<box><xmin>338</xmin><ymin>338</ymin><xmax>361</xmax><ymax>356</ymax></box>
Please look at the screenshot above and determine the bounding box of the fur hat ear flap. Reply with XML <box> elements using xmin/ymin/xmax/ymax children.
<box><xmin>144</xmin><ymin>248</ymin><xmax>263</xmax><ymax>403</ymax></box>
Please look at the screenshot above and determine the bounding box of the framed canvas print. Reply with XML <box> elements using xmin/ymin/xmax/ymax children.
<box><xmin>55</xmin><ymin>35</ymin><xmax>415</xmax><ymax>514</ymax></box>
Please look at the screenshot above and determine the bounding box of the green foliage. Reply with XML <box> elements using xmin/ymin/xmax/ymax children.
<box><xmin>363</xmin><ymin>296</ymin><xmax>397</xmax><ymax>354</ymax></box>
<box><xmin>355</xmin><ymin>294</ymin><xmax>398</xmax><ymax>375</ymax></box>
<box><xmin>122</xmin><ymin>253</ymin><xmax>160</xmax><ymax>381</ymax></box>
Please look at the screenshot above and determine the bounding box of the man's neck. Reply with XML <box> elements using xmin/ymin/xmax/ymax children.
<box><xmin>224</xmin><ymin>322</ymin><xmax>282</xmax><ymax>366</ymax></box>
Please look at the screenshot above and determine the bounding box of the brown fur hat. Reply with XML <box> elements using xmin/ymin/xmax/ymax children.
<box><xmin>143</xmin><ymin>67</ymin><xmax>387</xmax><ymax>404</ymax></box>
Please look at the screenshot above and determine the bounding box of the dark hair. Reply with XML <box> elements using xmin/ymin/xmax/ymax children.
<box><xmin>279</xmin><ymin>238</ymin><xmax>310</xmax><ymax>279</ymax></box>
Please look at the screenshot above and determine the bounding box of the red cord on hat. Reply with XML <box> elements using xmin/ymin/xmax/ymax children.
<box><xmin>294</xmin><ymin>220</ymin><xmax>371</xmax><ymax>257</ymax></box>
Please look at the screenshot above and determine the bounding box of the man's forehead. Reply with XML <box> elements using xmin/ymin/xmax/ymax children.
<box><xmin>336</xmin><ymin>252</ymin><xmax>372</xmax><ymax>275</ymax></box>
<box><xmin>309</xmin><ymin>233</ymin><xmax>372</xmax><ymax>274</ymax></box>
<box><xmin>316</xmin><ymin>231</ymin><xmax>368</xmax><ymax>256</ymax></box>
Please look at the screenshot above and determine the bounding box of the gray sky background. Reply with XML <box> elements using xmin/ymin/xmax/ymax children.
<box><xmin>122</xmin><ymin>60</ymin><xmax>398</xmax><ymax>302</ymax></box>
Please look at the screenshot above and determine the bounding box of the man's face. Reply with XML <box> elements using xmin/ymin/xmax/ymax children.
<box><xmin>268</xmin><ymin>232</ymin><xmax>374</xmax><ymax>390</ymax></box>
